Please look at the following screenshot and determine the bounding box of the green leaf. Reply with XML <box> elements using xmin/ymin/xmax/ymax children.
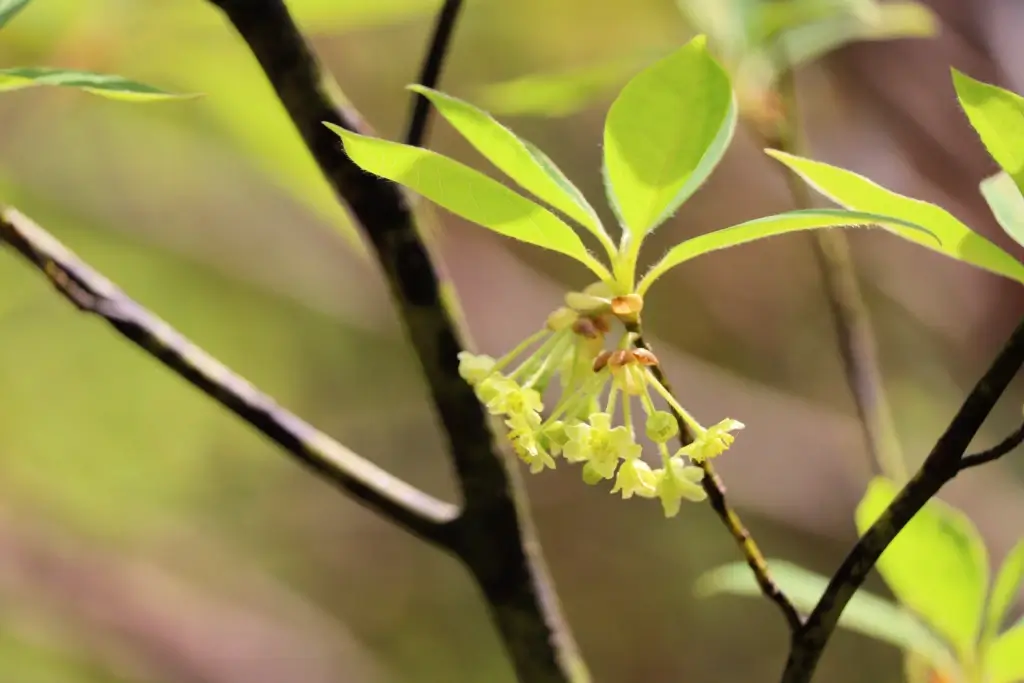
<box><xmin>475</xmin><ymin>57</ymin><xmax>646</xmax><ymax>118</ymax></box>
<box><xmin>981</xmin><ymin>171</ymin><xmax>1024</xmax><ymax>248</ymax></box>
<box><xmin>325</xmin><ymin>123</ymin><xmax>610</xmax><ymax>278</ymax></box>
<box><xmin>0</xmin><ymin>67</ymin><xmax>192</xmax><ymax>101</ymax></box>
<box><xmin>768</xmin><ymin>150</ymin><xmax>1024</xmax><ymax>284</ymax></box>
<box><xmin>985</xmin><ymin>623</ymin><xmax>1024</xmax><ymax>683</ymax></box>
<box><xmin>603</xmin><ymin>36</ymin><xmax>736</xmax><ymax>237</ymax></box>
<box><xmin>695</xmin><ymin>560</ymin><xmax>958</xmax><ymax>674</ymax></box>
<box><xmin>771</xmin><ymin>3</ymin><xmax>937</xmax><ymax>73</ymax></box>
<box><xmin>0</xmin><ymin>0</ymin><xmax>32</xmax><ymax>30</ymax></box>
<box><xmin>407</xmin><ymin>85</ymin><xmax>612</xmax><ymax>252</ymax></box>
<box><xmin>855</xmin><ymin>477</ymin><xmax>989</xmax><ymax>661</ymax></box>
<box><xmin>637</xmin><ymin>208</ymin><xmax>937</xmax><ymax>294</ymax></box>
<box><xmin>985</xmin><ymin>539</ymin><xmax>1024</xmax><ymax>643</ymax></box>
<box><xmin>952</xmin><ymin>70</ymin><xmax>1024</xmax><ymax>195</ymax></box>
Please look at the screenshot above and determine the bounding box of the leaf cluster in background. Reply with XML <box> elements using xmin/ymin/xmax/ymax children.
<box><xmin>699</xmin><ymin>476</ymin><xmax>1024</xmax><ymax>683</ymax></box>
<box><xmin>473</xmin><ymin>0</ymin><xmax>937</xmax><ymax>120</ymax></box>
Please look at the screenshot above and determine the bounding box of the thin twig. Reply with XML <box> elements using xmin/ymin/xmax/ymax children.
<box><xmin>404</xmin><ymin>0</ymin><xmax>464</xmax><ymax>146</ymax></box>
<box><xmin>766</xmin><ymin>64</ymin><xmax>907</xmax><ymax>484</ymax></box>
<box><xmin>204</xmin><ymin>2</ymin><xmax>586</xmax><ymax>682</ymax></box>
<box><xmin>631</xmin><ymin>331</ymin><xmax>803</xmax><ymax>633</ymax></box>
<box><xmin>782</xmin><ymin>314</ymin><xmax>1024</xmax><ymax>683</ymax></box>
<box><xmin>0</xmin><ymin>206</ymin><xmax>456</xmax><ymax>543</ymax></box>
<box><xmin>959</xmin><ymin>422</ymin><xmax>1024</xmax><ymax>471</ymax></box>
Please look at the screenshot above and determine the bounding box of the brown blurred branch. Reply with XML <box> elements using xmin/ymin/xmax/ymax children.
<box><xmin>781</xmin><ymin>315</ymin><xmax>1024</xmax><ymax>683</ymax></box>
<box><xmin>766</xmin><ymin>65</ymin><xmax>906</xmax><ymax>484</ymax></box>
<box><xmin>0</xmin><ymin>207</ymin><xmax>457</xmax><ymax>544</ymax></box>
<box><xmin>630</xmin><ymin>331</ymin><xmax>803</xmax><ymax>633</ymax></box>
<box><xmin>203</xmin><ymin>1</ymin><xmax>586</xmax><ymax>682</ymax></box>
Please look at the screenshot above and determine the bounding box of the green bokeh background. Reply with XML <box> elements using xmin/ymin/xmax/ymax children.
<box><xmin>0</xmin><ymin>1</ymin><xmax>1022</xmax><ymax>681</ymax></box>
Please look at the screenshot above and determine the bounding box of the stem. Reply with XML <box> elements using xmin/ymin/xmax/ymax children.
<box><xmin>629</xmin><ymin>327</ymin><xmax>803</xmax><ymax>632</ymax></box>
<box><xmin>404</xmin><ymin>0</ymin><xmax>464</xmax><ymax>147</ymax></box>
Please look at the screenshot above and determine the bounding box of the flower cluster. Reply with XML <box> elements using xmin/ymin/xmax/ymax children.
<box><xmin>458</xmin><ymin>284</ymin><xmax>744</xmax><ymax>518</ymax></box>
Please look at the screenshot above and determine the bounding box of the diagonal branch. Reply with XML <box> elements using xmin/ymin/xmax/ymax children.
<box><xmin>0</xmin><ymin>206</ymin><xmax>457</xmax><ymax>544</ymax></box>
<box><xmin>204</xmin><ymin>2</ymin><xmax>586</xmax><ymax>682</ymax></box>
<box><xmin>781</xmin><ymin>314</ymin><xmax>1024</xmax><ymax>683</ymax></box>
<box><xmin>630</xmin><ymin>331</ymin><xmax>803</xmax><ymax>633</ymax></box>
<box><xmin>404</xmin><ymin>0</ymin><xmax>464</xmax><ymax>146</ymax></box>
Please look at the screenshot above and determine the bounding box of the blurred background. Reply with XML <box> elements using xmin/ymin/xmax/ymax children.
<box><xmin>0</xmin><ymin>0</ymin><xmax>1023</xmax><ymax>681</ymax></box>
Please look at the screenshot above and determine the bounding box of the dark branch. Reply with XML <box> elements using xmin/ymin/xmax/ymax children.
<box><xmin>782</xmin><ymin>314</ymin><xmax>1024</xmax><ymax>683</ymax></box>
<box><xmin>404</xmin><ymin>0</ymin><xmax>464</xmax><ymax>146</ymax></box>
<box><xmin>630</xmin><ymin>331</ymin><xmax>803</xmax><ymax>633</ymax></box>
<box><xmin>0</xmin><ymin>206</ymin><xmax>456</xmax><ymax>544</ymax></box>
<box><xmin>203</xmin><ymin>2</ymin><xmax>585</xmax><ymax>681</ymax></box>
<box><xmin>959</xmin><ymin>422</ymin><xmax>1024</xmax><ymax>471</ymax></box>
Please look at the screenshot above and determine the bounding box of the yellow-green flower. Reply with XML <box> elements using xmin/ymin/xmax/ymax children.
<box><xmin>611</xmin><ymin>459</ymin><xmax>658</xmax><ymax>499</ymax></box>
<box><xmin>507</xmin><ymin>412</ymin><xmax>555</xmax><ymax>473</ymax></box>
<box><xmin>457</xmin><ymin>351</ymin><xmax>496</xmax><ymax>385</ymax></box>
<box><xmin>655</xmin><ymin>458</ymin><xmax>707</xmax><ymax>517</ymax></box>
<box><xmin>563</xmin><ymin>412</ymin><xmax>641</xmax><ymax>479</ymax></box>
<box><xmin>645</xmin><ymin>411</ymin><xmax>679</xmax><ymax>443</ymax></box>
<box><xmin>677</xmin><ymin>418</ymin><xmax>744</xmax><ymax>462</ymax></box>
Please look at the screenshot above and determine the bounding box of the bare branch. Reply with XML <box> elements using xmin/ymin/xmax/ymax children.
<box><xmin>959</xmin><ymin>422</ymin><xmax>1024</xmax><ymax>471</ymax></box>
<box><xmin>781</xmin><ymin>315</ymin><xmax>1024</xmax><ymax>683</ymax></box>
<box><xmin>0</xmin><ymin>206</ymin><xmax>456</xmax><ymax>544</ymax></box>
<box><xmin>203</xmin><ymin>1</ymin><xmax>586</xmax><ymax>681</ymax></box>
<box><xmin>404</xmin><ymin>0</ymin><xmax>464</xmax><ymax>146</ymax></box>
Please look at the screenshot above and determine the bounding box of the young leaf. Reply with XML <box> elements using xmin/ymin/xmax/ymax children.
<box><xmin>325</xmin><ymin>123</ymin><xmax>610</xmax><ymax>279</ymax></box>
<box><xmin>603</xmin><ymin>36</ymin><xmax>736</xmax><ymax>237</ymax></box>
<box><xmin>0</xmin><ymin>67</ymin><xmax>192</xmax><ymax>101</ymax></box>
<box><xmin>769</xmin><ymin>2</ymin><xmax>937</xmax><ymax>73</ymax></box>
<box><xmin>981</xmin><ymin>171</ymin><xmax>1024</xmax><ymax>248</ymax></box>
<box><xmin>637</xmin><ymin>208</ymin><xmax>937</xmax><ymax>294</ymax></box>
<box><xmin>0</xmin><ymin>0</ymin><xmax>32</xmax><ymax>30</ymax></box>
<box><xmin>984</xmin><ymin>539</ymin><xmax>1024</xmax><ymax>643</ymax></box>
<box><xmin>985</xmin><ymin>623</ymin><xmax>1024</xmax><ymax>683</ymax></box>
<box><xmin>768</xmin><ymin>150</ymin><xmax>1024</xmax><ymax>284</ymax></box>
<box><xmin>695</xmin><ymin>560</ymin><xmax>958</xmax><ymax>674</ymax></box>
<box><xmin>475</xmin><ymin>57</ymin><xmax>645</xmax><ymax>118</ymax></box>
<box><xmin>952</xmin><ymin>70</ymin><xmax>1024</xmax><ymax>194</ymax></box>
<box><xmin>407</xmin><ymin>85</ymin><xmax>613</xmax><ymax>252</ymax></box>
<box><xmin>856</xmin><ymin>477</ymin><xmax>989</xmax><ymax>662</ymax></box>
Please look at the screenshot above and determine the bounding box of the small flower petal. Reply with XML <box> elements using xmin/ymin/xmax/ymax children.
<box><xmin>611</xmin><ymin>459</ymin><xmax>658</xmax><ymax>499</ymax></box>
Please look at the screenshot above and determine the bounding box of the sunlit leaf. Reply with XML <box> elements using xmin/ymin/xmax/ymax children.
<box><xmin>768</xmin><ymin>150</ymin><xmax>1024</xmax><ymax>284</ymax></box>
<box><xmin>638</xmin><ymin>208</ymin><xmax>937</xmax><ymax>294</ymax></box>
<box><xmin>953</xmin><ymin>70</ymin><xmax>1024</xmax><ymax>195</ymax></box>
<box><xmin>475</xmin><ymin>57</ymin><xmax>647</xmax><ymax>118</ymax></box>
<box><xmin>981</xmin><ymin>172</ymin><xmax>1024</xmax><ymax>248</ymax></box>
<box><xmin>0</xmin><ymin>67</ymin><xmax>193</xmax><ymax>101</ymax></box>
<box><xmin>695</xmin><ymin>560</ymin><xmax>958</xmax><ymax>674</ymax></box>
<box><xmin>0</xmin><ymin>0</ymin><xmax>32</xmax><ymax>30</ymax></box>
<box><xmin>603</xmin><ymin>36</ymin><xmax>736</xmax><ymax>237</ymax></box>
<box><xmin>985</xmin><ymin>623</ymin><xmax>1024</xmax><ymax>683</ymax></box>
<box><xmin>856</xmin><ymin>477</ymin><xmax>989</xmax><ymax>661</ymax></box>
<box><xmin>325</xmin><ymin>123</ymin><xmax>610</xmax><ymax>278</ymax></box>
<box><xmin>985</xmin><ymin>539</ymin><xmax>1024</xmax><ymax>643</ymax></box>
<box><xmin>407</xmin><ymin>85</ymin><xmax>612</xmax><ymax>250</ymax></box>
